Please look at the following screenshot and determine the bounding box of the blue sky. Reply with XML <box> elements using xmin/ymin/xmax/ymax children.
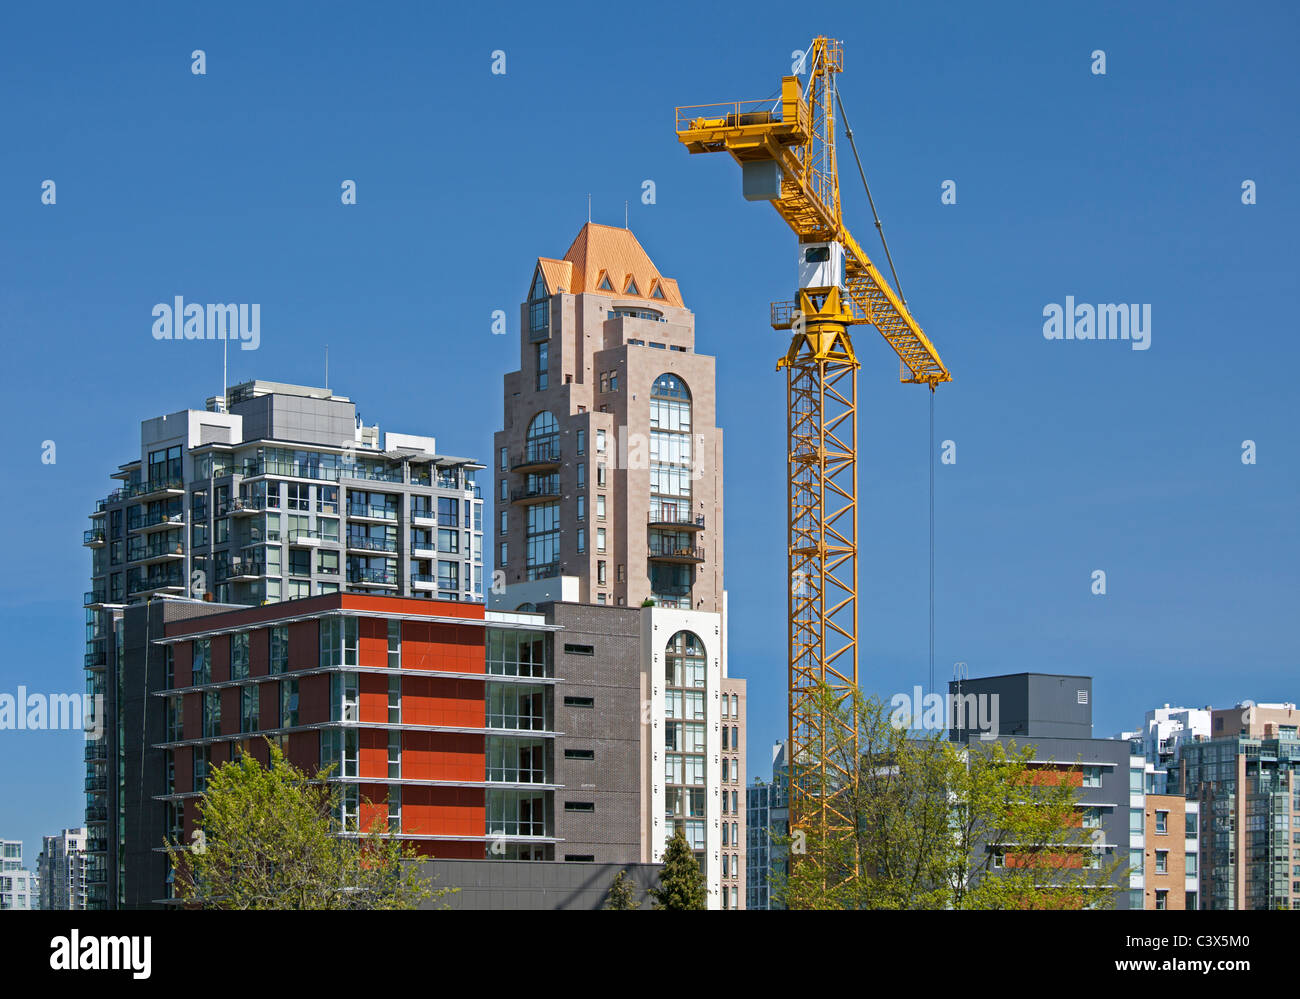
<box><xmin>1</xmin><ymin>1</ymin><xmax>1296</xmax><ymax>862</ymax></box>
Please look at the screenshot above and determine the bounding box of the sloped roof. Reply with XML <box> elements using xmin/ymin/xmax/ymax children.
<box><xmin>530</xmin><ymin>223</ymin><xmax>684</xmax><ymax>308</ymax></box>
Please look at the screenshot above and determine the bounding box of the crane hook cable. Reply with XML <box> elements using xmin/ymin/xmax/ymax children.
<box><xmin>834</xmin><ymin>85</ymin><xmax>908</xmax><ymax>308</ymax></box>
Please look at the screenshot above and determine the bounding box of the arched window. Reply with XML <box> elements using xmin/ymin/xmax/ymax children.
<box><xmin>524</xmin><ymin>411</ymin><xmax>559</xmax><ymax>465</ymax></box>
<box><xmin>515</xmin><ymin>602</ymin><xmax>538</xmax><ymax>612</ymax></box>
<box><xmin>663</xmin><ymin>630</ymin><xmax>707</xmax><ymax>857</ymax></box>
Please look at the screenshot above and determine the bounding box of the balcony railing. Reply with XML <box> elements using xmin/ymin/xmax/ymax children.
<box><xmin>410</xmin><ymin>573</ymin><xmax>436</xmax><ymax>585</ymax></box>
<box><xmin>512</xmin><ymin>443</ymin><xmax>562</xmax><ymax>470</ymax></box>
<box><xmin>346</xmin><ymin>535</ymin><xmax>398</xmax><ymax>553</ymax></box>
<box><xmin>648</xmin><ymin>510</ymin><xmax>706</xmax><ymax>530</ymax></box>
<box><xmin>511</xmin><ymin>483</ymin><xmax>561</xmax><ymax>503</ymax></box>
<box><xmin>85</xmin><ymin>805</ymin><xmax>108</xmax><ymax>823</ymax></box>
<box><xmin>83</xmin><ymin>529</ymin><xmax>106</xmax><ymax>546</ymax></box>
<box><xmin>123</xmin><ymin>476</ymin><xmax>184</xmax><ymax>500</ymax></box>
<box><xmin>526</xmin><ymin>563</ymin><xmax>561</xmax><ymax>580</ymax></box>
<box><xmin>85</xmin><ymin>869</ymin><xmax>108</xmax><ymax>884</ymax></box>
<box><xmin>84</xmin><ymin>743</ymin><xmax>108</xmax><ymax>761</ymax></box>
<box><xmin>347</xmin><ymin>504</ymin><xmax>398</xmax><ymax>521</ymax></box>
<box><xmin>347</xmin><ymin>568</ymin><xmax>397</xmax><ymax>586</ymax></box>
<box><xmin>410</xmin><ymin>534</ymin><xmax>436</xmax><ymax>552</ymax></box>
<box><xmin>84</xmin><ymin>640</ymin><xmax>107</xmax><ymax>669</ymax></box>
<box><xmin>85</xmin><ymin>775</ymin><xmax>109</xmax><ymax>793</ymax></box>
<box><xmin>647</xmin><ymin>542</ymin><xmax>706</xmax><ymax>563</ymax></box>
<box><xmin>85</xmin><ymin>838</ymin><xmax>109</xmax><ymax>854</ymax></box>
<box><xmin>133</xmin><ymin>511</ymin><xmax>185</xmax><ymax>532</ymax></box>
<box><xmin>84</xmin><ymin>589</ymin><xmax>107</xmax><ymax>607</ymax></box>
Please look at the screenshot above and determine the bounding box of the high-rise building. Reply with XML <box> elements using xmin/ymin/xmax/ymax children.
<box><xmin>489</xmin><ymin>223</ymin><xmax>746</xmax><ymax>907</ymax></box>
<box><xmin>1170</xmin><ymin>701</ymin><xmax>1300</xmax><ymax>910</ymax></box>
<box><xmin>84</xmin><ymin>380</ymin><xmax>485</xmax><ymax>907</ymax></box>
<box><xmin>0</xmin><ymin>840</ymin><xmax>36</xmax><ymax>910</ymax></box>
<box><xmin>746</xmin><ymin>741</ymin><xmax>789</xmax><ymax>910</ymax></box>
<box><xmin>492</xmin><ymin>222</ymin><xmax>723</xmax><ymax>611</ymax></box>
<box><xmin>37</xmin><ymin>828</ymin><xmax>87</xmax><ymax>910</ymax></box>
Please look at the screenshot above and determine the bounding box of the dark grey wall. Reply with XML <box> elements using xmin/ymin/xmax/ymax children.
<box><xmin>232</xmin><ymin>394</ymin><xmax>356</xmax><ymax>447</ymax></box>
<box><xmin>420</xmin><ymin>859</ymin><xmax>659</xmax><ymax>910</ymax></box>
<box><xmin>948</xmin><ymin>673</ymin><xmax>1093</xmax><ymax>741</ymax></box>
<box><xmin>545</xmin><ymin>603</ymin><xmax>644</xmax><ymax>863</ymax></box>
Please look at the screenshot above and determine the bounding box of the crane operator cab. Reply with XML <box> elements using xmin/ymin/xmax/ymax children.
<box><xmin>797</xmin><ymin>241</ymin><xmax>847</xmax><ymax>292</ymax></box>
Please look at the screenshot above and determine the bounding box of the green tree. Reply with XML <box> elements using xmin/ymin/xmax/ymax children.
<box><xmin>649</xmin><ymin>827</ymin><xmax>708</xmax><ymax>910</ymax></box>
<box><xmin>165</xmin><ymin>742</ymin><xmax>454</xmax><ymax>909</ymax></box>
<box><xmin>604</xmin><ymin>869</ymin><xmax>641</xmax><ymax>910</ymax></box>
<box><xmin>777</xmin><ymin>682</ymin><xmax>1124</xmax><ymax>910</ymax></box>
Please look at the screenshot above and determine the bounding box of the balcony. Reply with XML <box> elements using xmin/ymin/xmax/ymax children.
<box><xmin>83</xmin><ymin>528</ymin><xmax>106</xmax><ymax>547</ymax></box>
<box><xmin>647</xmin><ymin>541</ymin><xmax>705</xmax><ymax>564</ymax></box>
<box><xmin>410</xmin><ymin>574</ymin><xmax>436</xmax><ymax>589</ymax></box>
<box><xmin>84</xmin><ymin>640</ymin><xmax>107</xmax><ymax>670</ymax></box>
<box><xmin>124</xmin><ymin>476</ymin><xmax>185</xmax><ymax>502</ymax></box>
<box><xmin>85</xmin><ymin>775</ymin><xmax>109</xmax><ymax>793</ymax></box>
<box><xmin>411</xmin><ymin>506</ymin><xmax>435</xmax><ymax>524</ymax></box>
<box><xmin>132</xmin><ymin>512</ymin><xmax>185</xmax><ymax>534</ymax></box>
<box><xmin>85</xmin><ymin>805</ymin><xmax>108</xmax><ymax>823</ymax></box>
<box><xmin>137</xmin><ymin>542</ymin><xmax>185</xmax><ymax>565</ymax></box>
<box><xmin>511</xmin><ymin>483</ymin><xmax>561</xmax><ymax>506</ymax></box>
<box><xmin>85</xmin><ymin>868</ymin><xmax>108</xmax><ymax>885</ymax></box>
<box><xmin>511</xmin><ymin>443</ymin><xmax>562</xmax><ymax>473</ymax></box>
<box><xmin>410</xmin><ymin>535</ymin><xmax>437</xmax><ymax>555</ymax></box>
<box><xmin>287</xmin><ymin>529</ymin><xmax>331</xmax><ymax>547</ymax></box>
<box><xmin>347</xmin><ymin>504</ymin><xmax>398</xmax><ymax>522</ymax></box>
<box><xmin>223</xmin><ymin>558</ymin><xmax>265</xmax><ymax>582</ymax></box>
<box><xmin>83</xmin><ymin>588</ymin><xmax>107</xmax><ymax>607</ymax></box>
<box><xmin>85</xmin><ymin>838</ymin><xmax>109</xmax><ymax>854</ymax></box>
<box><xmin>347</xmin><ymin>568</ymin><xmax>398</xmax><ymax>587</ymax></box>
<box><xmin>346</xmin><ymin>535</ymin><xmax>398</xmax><ymax>554</ymax></box>
<box><xmin>226</xmin><ymin>498</ymin><xmax>266</xmax><ymax>517</ymax></box>
<box><xmin>84</xmin><ymin>743</ymin><xmax>108</xmax><ymax>762</ymax></box>
<box><xmin>649</xmin><ymin>510</ymin><xmax>706</xmax><ymax>531</ymax></box>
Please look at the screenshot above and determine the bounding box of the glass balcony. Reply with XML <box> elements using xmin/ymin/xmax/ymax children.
<box><xmin>124</xmin><ymin>476</ymin><xmax>185</xmax><ymax>501</ymax></box>
<box><xmin>648</xmin><ymin>510</ymin><xmax>706</xmax><ymax>531</ymax></box>
<box><xmin>83</xmin><ymin>588</ymin><xmax>107</xmax><ymax>607</ymax></box>
<box><xmin>83</xmin><ymin>528</ymin><xmax>106</xmax><ymax>546</ymax></box>
<box><xmin>511</xmin><ymin>482</ymin><xmax>561</xmax><ymax>505</ymax></box>
<box><xmin>347</xmin><ymin>568</ymin><xmax>398</xmax><ymax>586</ymax></box>
<box><xmin>346</xmin><ymin>535</ymin><xmax>398</xmax><ymax>553</ymax></box>
<box><xmin>84</xmin><ymin>743</ymin><xmax>108</xmax><ymax>761</ymax></box>
<box><xmin>347</xmin><ymin>503</ymin><xmax>398</xmax><ymax>521</ymax></box>
<box><xmin>85</xmin><ymin>775</ymin><xmax>109</xmax><ymax>793</ymax></box>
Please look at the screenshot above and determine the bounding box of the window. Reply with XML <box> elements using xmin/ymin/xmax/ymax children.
<box><xmin>269</xmin><ymin>626</ymin><xmax>288</xmax><ymax>674</ymax></box>
<box><xmin>241</xmin><ymin>685</ymin><xmax>259</xmax><ymax>732</ymax></box>
<box><xmin>565</xmin><ymin>801</ymin><xmax>595</xmax><ymax>813</ymax></box>
<box><xmin>193</xmin><ymin>746</ymin><xmax>209</xmax><ymax>793</ymax></box>
<box><xmin>203</xmin><ymin>690</ymin><xmax>221</xmax><ymax>737</ymax></box>
<box><xmin>1082</xmin><ymin>765</ymin><xmax>1102</xmax><ymax>788</ymax></box>
<box><xmin>1155</xmin><ymin>889</ymin><xmax>1168</xmax><ymax>910</ymax></box>
<box><xmin>564</xmin><ymin>696</ymin><xmax>594</xmax><ymax>709</ymax></box>
<box><xmin>535</xmin><ymin>341</ymin><xmax>548</xmax><ymax>391</ymax></box>
<box><xmin>563</xmin><ymin>643</ymin><xmax>595</xmax><ymax>656</ymax></box>
<box><xmin>499</xmin><ymin>447</ymin><xmax>507</xmax><ymax>470</ymax></box>
<box><xmin>577</xmin><ymin>463</ymin><xmax>585</xmax><ymax>489</ymax></box>
<box><xmin>1186</xmin><ymin>852</ymin><xmax>1197</xmax><ymax>877</ymax></box>
<box><xmin>597</xmin><ymin>561</ymin><xmax>607</xmax><ymax>585</ymax></box>
<box><xmin>499</xmin><ymin>541</ymin><xmax>507</xmax><ymax>566</ymax></box>
<box><xmin>1129</xmin><ymin>808</ymin><xmax>1143</xmax><ymax>834</ymax></box>
<box><xmin>596</xmin><ymin>495</ymin><xmax>606</xmax><ymax>520</ymax></box>
<box><xmin>576</xmin><ymin>528</ymin><xmax>585</xmax><ymax>553</ymax></box>
<box><xmin>500</xmin><ymin>510</ymin><xmax>508</xmax><ymax>535</ymax></box>
<box><xmin>576</xmin><ymin>495</ymin><xmax>585</xmax><ymax>522</ymax></box>
<box><xmin>388</xmin><ymin>732</ymin><xmax>401</xmax><ymax>779</ymax></box>
<box><xmin>596</xmin><ymin>528</ymin><xmax>606</xmax><ymax>553</ymax></box>
<box><xmin>192</xmin><ymin>639</ymin><xmax>211</xmax><ymax>685</ymax></box>
<box><xmin>596</xmin><ymin>463</ymin><xmax>606</xmax><ymax>487</ymax></box>
<box><xmin>281</xmin><ymin>679</ymin><xmax>299</xmax><ymax>727</ymax></box>
<box><xmin>1154</xmin><ymin>850</ymin><xmax>1168</xmax><ymax>874</ymax></box>
<box><xmin>576</xmin><ymin>429</ymin><xmax>586</xmax><ymax>456</ymax></box>
<box><xmin>1155</xmin><ymin>810</ymin><xmax>1168</xmax><ymax>835</ymax></box>
<box><xmin>564</xmin><ymin>748</ymin><xmax>595</xmax><ymax>760</ymax></box>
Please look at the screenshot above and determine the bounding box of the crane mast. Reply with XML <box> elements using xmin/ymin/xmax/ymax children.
<box><xmin>675</xmin><ymin>37</ymin><xmax>951</xmax><ymax>890</ymax></box>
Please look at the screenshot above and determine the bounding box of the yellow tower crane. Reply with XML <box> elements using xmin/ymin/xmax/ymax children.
<box><xmin>676</xmin><ymin>36</ymin><xmax>951</xmax><ymax>884</ymax></box>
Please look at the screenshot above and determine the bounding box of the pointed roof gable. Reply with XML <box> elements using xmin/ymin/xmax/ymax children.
<box><xmin>536</xmin><ymin>222</ymin><xmax>684</xmax><ymax>308</ymax></box>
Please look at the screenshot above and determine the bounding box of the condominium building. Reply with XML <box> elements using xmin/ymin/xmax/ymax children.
<box><xmin>84</xmin><ymin>380</ymin><xmax>485</xmax><ymax>907</ymax></box>
<box><xmin>0</xmin><ymin>840</ymin><xmax>36</xmax><ymax>910</ymax></box>
<box><xmin>746</xmin><ymin>741</ymin><xmax>789</xmax><ymax>910</ymax></box>
<box><xmin>488</xmin><ymin>223</ymin><xmax>746</xmax><ymax>908</ymax></box>
<box><xmin>947</xmin><ymin>673</ymin><xmax>1135</xmax><ymax>908</ymax></box>
<box><xmin>1169</xmin><ymin>701</ymin><xmax>1300</xmax><ymax>910</ymax></box>
<box><xmin>36</xmin><ymin>828</ymin><xmax>87</xmax><ymax>910</ymax></box>
<box><xmin>492</xmin><ymin>222</ymin><xmax>723</xmax><ymax>611</ymax></box>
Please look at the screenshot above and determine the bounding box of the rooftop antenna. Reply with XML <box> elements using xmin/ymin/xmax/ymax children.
<box><xmin>587</xmin><ymin>193</ymin><xmax>591</xmax><ymax>224</ymax></box>
<box><xmin>221</xmin><ymin>330</ymin><xmax>228</xmax><ymax>412</ymax></box>
<box><xmin>325</xmin><ymin>344</ymin><xmax>329</xmax><ymax>392</ymax></box>
<box><xmin>624</xmin><ymin>200</ymin><xmax>629</xmax><ymax>228</ymax></box>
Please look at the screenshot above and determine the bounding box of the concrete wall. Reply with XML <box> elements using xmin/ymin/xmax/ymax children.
<box><xmin>420</xmin><ymin>859</ymin><xmax>659</xmax><ymax>910</ymax></box>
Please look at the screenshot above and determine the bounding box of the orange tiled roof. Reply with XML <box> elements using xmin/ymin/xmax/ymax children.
<box><xmin>532</xmin><ymin>223</ymin><xmax>684</xmax><ymax>308</ymax></box>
